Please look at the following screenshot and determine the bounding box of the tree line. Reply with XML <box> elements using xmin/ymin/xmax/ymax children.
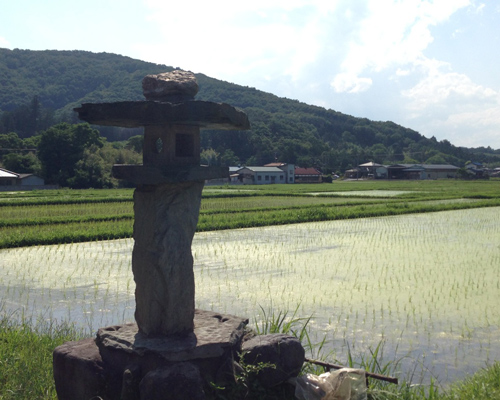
<box><xmin>1</xmin><ymin>48</ymin><xmax>499</xmax><ymax>186</ymax></box>
<box><xmin>0</xmin><ymin>124</ymin><xmax>141</xmax><ymax>188</ymax></box>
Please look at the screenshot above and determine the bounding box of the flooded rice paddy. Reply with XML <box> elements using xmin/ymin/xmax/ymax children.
<box><xmin>307</xmin><ymin>190</ymin><xmax>417</xmax><ymax>197</ymax></box>
<box><xmin>1</xmin><ymin>207</ymin><xmax>499</xmax><ymax>385</ymax></box>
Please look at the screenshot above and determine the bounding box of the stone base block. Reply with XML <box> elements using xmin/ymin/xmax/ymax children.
<box><xmin>53</xmin><ymin>311</ymin><xmax>306</xmax><ymax>399</ymax></box>
<box><xmin>242</xmin><ymin>334</ymin><xmax>305</xmax><ymax>388</ymax></box>
<box><xmin>53</xmin><ymin>338</ymin><xmax>107</xmax><ymax>400</ymax></box>
<box><xmin>140</xmin><ymin>363</ymin><xmax>206</xmax><ymax>400</ymax></box>
<box><xmin>53</xmin><ymin>310</ymin><xmax>248</xmax><ymax>400</ymax></box>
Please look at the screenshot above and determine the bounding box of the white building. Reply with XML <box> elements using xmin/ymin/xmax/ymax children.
<box><xmin>237</xmin><ymin>166</ymin><xmax>287</xmax><ymax>185</ymax></box>
<box><xmin>0</xmin><ymin>168</ymin><xmax>47</xmax><ymax>190</ymax></box>
<box><xmin>264</xmin><ymin>163</ymin><xmax>295</xmax><ymax>183</ymax></box>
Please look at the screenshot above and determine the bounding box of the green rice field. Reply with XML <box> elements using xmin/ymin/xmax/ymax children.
<box><xmin>2</xmin><ymin>180</ymin><xmax>500</xmax><ymax>248</ymax></box>
<box><xmin>1</xmin><ymin>203</ymin><xmax>499</xmax><ymax>385</ymax></box>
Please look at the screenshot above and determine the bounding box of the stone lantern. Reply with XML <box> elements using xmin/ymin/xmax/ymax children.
<box><xmin>53</xmin><ymin>71</ymin><xmax>253</xmax><ymax>399</ymax></box>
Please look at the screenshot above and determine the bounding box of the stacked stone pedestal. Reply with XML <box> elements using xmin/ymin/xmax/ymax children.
<box><xmin>53</xmin><ymin>310</ymin><xmax>249</xmax><ymax>400</ymax></box>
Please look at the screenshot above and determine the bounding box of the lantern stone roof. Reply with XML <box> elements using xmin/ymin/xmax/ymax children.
<box><xmin>74</xmin><ymin>100</ymin><xmax>249</xmax><ymax>130</ymax></box>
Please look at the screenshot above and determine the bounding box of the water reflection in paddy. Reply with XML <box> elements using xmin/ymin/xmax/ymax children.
<box><xmin>1</xmin><ymin>207</ymin><xmax>499</xmax><ymax>385</ymax></box>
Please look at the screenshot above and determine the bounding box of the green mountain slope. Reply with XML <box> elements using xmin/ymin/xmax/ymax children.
<box><xmin>0</xmin><ymin>48</ymin><xmax>479</xmax><ymax>170</ymax></box>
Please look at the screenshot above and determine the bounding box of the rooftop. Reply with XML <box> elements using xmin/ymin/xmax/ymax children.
<box><xmin>240</xmin><ymin>166</ymin><xmax>284</xmax><ymax>173</ymax></box>
<box><xmin>0</xmin><ymin>168</ymin><xmax>18</xmax><ymax>178</ymax></box>
<box><xmin>295</xmin><ymin>167</ymin><xmax>322</xmax><ymax>175</ymax></box>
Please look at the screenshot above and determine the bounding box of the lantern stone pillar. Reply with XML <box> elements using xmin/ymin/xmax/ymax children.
<box><xmin>132</xmin><ymin>180</ymin><xmax>202</xmax><ymax>335</ymax></box>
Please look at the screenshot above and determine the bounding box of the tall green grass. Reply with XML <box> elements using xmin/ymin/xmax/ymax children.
<box><xmin>0</xmin><ymin>315</ymin><xmax>84</xmax><ymax>400</ymax></box>
<box><xmin>2</xmin><ymin>313</ymin><xmax>498</xmax><ymax>400</ymax></box>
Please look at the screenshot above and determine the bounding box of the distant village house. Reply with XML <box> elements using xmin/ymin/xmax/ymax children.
<box><xmin>0</xmin><ymin>168</ymin><xmax>50</xmax><ymax>190</ymax></box>
<box><xmin>294</xmin><ymin>167</ymin><xmax>323</xmax><ymax>183</ymax></box>
<box><xmin>236</xmin><ymin>166</ymin><xmax>287</xmax><ymax>185</ymax></box>
<box><xmin>225</xmin><ymin>164</ymin><xmax>323</xmax><ymax>185</ymax></box>
<box><xmin>387</xmin><ymin>164</ymin><xmax>459</xmax><ymax>179</ymax></box>
<box><xmin>264</xmin><ymin>163</ymin><xmax>295</xmax><ymax>183</ymax></box>
<box><xmin>345</xmin><ymin>163</ymin><xmax>460</xmax><ymax>180</ymax></box>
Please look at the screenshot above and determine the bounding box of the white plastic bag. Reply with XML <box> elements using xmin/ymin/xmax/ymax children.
<box><xmin>293</xmin><ymin>368</ymin><xmax>367</xmax><ymax>400</ymax></box>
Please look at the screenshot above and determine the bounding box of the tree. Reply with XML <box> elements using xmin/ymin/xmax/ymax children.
<box><xmin>2</xmin><ymin>152</ymin><xmax>41</xmax><ymax>174</ymax></box>
<box><xmin>402</xmin><ymin>151</ymin><xmax>419</xmax><ymax>164</ymax></box>
<box><xmin>125</xmin><ymin>135</ymin><xmax>144</xmax><ymax>153</ymax></box>
<box><xmin>200</xmin><ymin>148</ymin><xmax>219</xmax><ymax>166</ymax></box>
<box><xmin>0</xmin><ymin>111</ymin><xmax>16</xmax><ymax>134</ymax></box>
<box><xmin>99</xmin><ymin>143</ymin><xmax>142</xmax><ymax>166</ymax></box>
<box><xmin>68</xmin><ymin>145</ymin><xmax>112</xmax><ymax>189</ymax></box>
<box><xmin>370</xmin><ymin>143</ymin><xmax>388</xmax><ymax>164</ymax></box>
<box><xmin>0</xmin><ymin>49</ymin><xmax>477</xmax><ymax>170</ymax></box>
<box><xmin>281</xmin><ymin>144</ymin><xmax>298</xmax><ymax>164</ymax></box>
<box><xmin>0</xmin><ymin>96</ymin><xmax>54</xmax><ymax>137</ymax></box>
<box><xmin>425</xmin><ymin>153</ymin><xmax>447</xmax><ymax>164</ymax></box>
<box><xmin>0</xmin><ymin>132</ymin><xmax>23</xmax><ymax>149</ymax></box>
<box><xmin>26</xmin><ymin>95</ymin><xmax>41</xmax><ymax>136</ymax></box>
<box><xmin>37</xmin><ymin>123</ymin><xmax>103</xmax><ymax>186</ymax></box>
<box><xmin>220</xmin><ymin>149</ymin><xmax>239</xmax><ymax>166</ymax></box>
<box><xmin>341</xmin><ymin>131</ymin><xmax>356</xmax><ymax>144</ymax></box>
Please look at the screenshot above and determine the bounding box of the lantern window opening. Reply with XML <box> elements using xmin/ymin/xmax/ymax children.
<box><xmin>175</xmin><ymin>133</ymin><xmax>195</xmax><ymax>158</ymax></box>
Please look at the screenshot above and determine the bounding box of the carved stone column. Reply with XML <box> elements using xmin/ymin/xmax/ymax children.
<box><xmin>132</xmin><ymin>181</ymin><xmax>203</xmax><ymax>335</ymax></box>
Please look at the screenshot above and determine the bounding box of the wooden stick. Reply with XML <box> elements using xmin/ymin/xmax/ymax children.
<box><xmin>304</xmin><ymin>358</ymin><xmax>399</xmax><ymax>385</ymax></box>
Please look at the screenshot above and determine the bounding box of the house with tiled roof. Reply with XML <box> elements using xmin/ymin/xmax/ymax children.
<box><xmin>386</xmin><ymin>164</ymin><xmax>459</xmax><ymax>179</ymax></box>
<box><xmin>294</xmin><ymin>167</ymin><xmax>322</xmax><ymax>183</ymax></box>
<box><xmin>465</xmin><ymin>162</ymin><xmax>485</xmax><ymax>178</ymax></box>
<box><xmin>358</xmin><ymin>162</ymin><xmax>388</xmax><ymax>179</ymax></box>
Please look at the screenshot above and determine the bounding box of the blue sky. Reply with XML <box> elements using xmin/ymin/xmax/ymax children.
<box><xmin>1</xmin><ymin>0</ymin><xmax>499</xmax><ymax>149</ymax></box>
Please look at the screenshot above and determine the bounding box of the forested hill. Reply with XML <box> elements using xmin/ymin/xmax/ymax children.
<box><xmin>0</xmin><ymin>48</ymin><xmax>493</xmax><ymax>172</ymax></box>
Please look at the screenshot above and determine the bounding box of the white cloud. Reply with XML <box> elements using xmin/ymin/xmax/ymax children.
<box><xmin>0</xmin><ymin>36</ymin><xmax>10</xmax><ymax>48</ymax></box>
<box><xmin>448</xmin><ymin>106</ymin><xmax>500</xmax><ymax>128</ymax></box>
<box><xmin>140</xmin><ymin>0</ymin><xmax>341</xmax><ymax>84</ymax></box>
<box><xmin>125</xmin><ymin>0</ymin><xmax>500</xmax><ymax>148</ymax></box>
<box><xmin>398</xmin><ymin>55</ymin><xmax>500</xmax><ymax>147</ymax></box>
<box><xmin>331</xmin><ymin>0</ymin><xmax>470</xmax><ymax>93</ymax></box>
<box><xmin>331</xmin><ymin>73</ymin><xmax>372</xmax><ymax>93</ymax></box>
<box><xmin>473</xmin><ymin>3</ymin><xmax>486</xmax><ymax>13</ymax></box>
<box><xmin>417</xmin><ymin>103</ymin><xmax>500</xmax><ymax>148</ymax></box>
<box><xmin>403</xmin><ymin>58</ymin><xmax>497</xmax><ymax>113</ymax></box>
<box><xmin>446</xmin><ymin>92</ymin><xmax>500</xmax><ymax>133</ymax></box>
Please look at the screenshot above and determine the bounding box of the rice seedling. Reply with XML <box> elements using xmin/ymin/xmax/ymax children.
<box><xmin>0</xmin><ymin>239</ymin><xmax>136</xmax><ymax>332</ymax></box>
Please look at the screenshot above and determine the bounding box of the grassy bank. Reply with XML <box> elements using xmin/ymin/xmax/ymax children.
<box><xmin>0</xmin><ymin>316</ymin><xmax>499</xmax><ymax>400</ymax></box>
<box><xmin>0</xmin><ymin>317</ymin><xmax>84</xmax><ymax>399</ymax></box>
